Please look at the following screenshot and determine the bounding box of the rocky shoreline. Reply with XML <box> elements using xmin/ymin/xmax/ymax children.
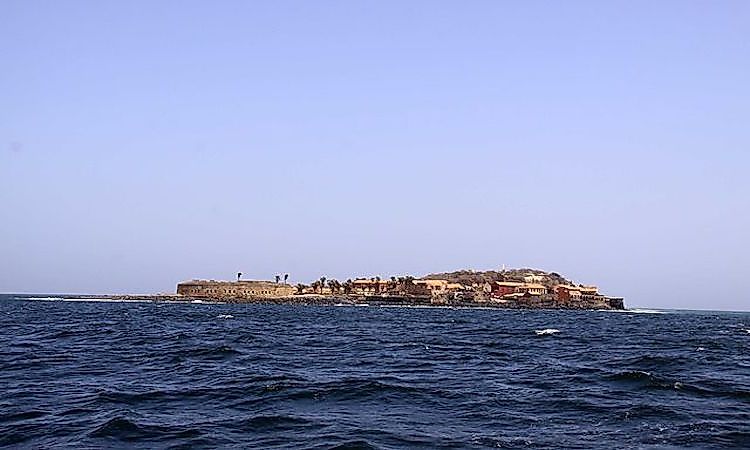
<box><xmin>54</xmin><ymin>293</ymin><xmax>625</xmax><ymax>310</ymax></box>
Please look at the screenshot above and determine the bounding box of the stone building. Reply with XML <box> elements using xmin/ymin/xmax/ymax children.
<box><xmin>351</xmin><ymin>279</ymin><xmax>390</xmax><ymax>295</ymax></box>
<box><xmin>412</xmin><ymin>279</ymin><xmax>450</xmax><ymax>295</ymax></box>
<box><xmin>519</xmin><ymin>283</ymin><xmax>548</xmax><ymax>296</ymax></box>
<box><xmin>176</xmin><ymin>280</ymin><xmax>295</xmax><ymax>299</ymax></box>
<box><xmin>523</xmin><ymin>273</ymin><xmax>545</xmax><ymax>284</ymax></box>
<box><xmin>556</xmin><ymin>285</ymin><xmax>583</xmax><ymax>302</ymax></box>
<box><xmin>492</xmin><ymin>281</ymin><xmax>525</xmax><ymax>298</ymax></box>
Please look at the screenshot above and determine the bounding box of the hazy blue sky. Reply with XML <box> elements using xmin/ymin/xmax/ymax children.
<box><xmin>1</xmin><ymin>1</ymin><xmax>748</xmax><ymax>310</ymax></box>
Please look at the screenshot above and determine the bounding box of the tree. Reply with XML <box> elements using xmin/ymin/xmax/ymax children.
<box><xmin>403</xmin><ymin>276</ymin><xmax>415</xmax><ymax>294</ymax></box>
<box><xmin>319</xmin><ymin>277</ymin><xmax>326</xmax><ymax>291</ymax></box>
<box><xmin>275</xmin><ymin>274</ymin><xmax>281</xmax><ymax>284</ymax></box>
<box><xmin>328</xmin><ymin>279</ymin><xmax>340</xmax><ymax>294</ymax></box>
<box><xmin>296</xmin><ymin>283</ymin><xmax>306</xmax><ymax>294</ymax></box>
<box><xmin>237</xmin><ymin>272</ymin><xmax>242</xmax><ymax>282</ymax></box>
<box><xmin>284</xmin><ymin>273</ymin><xmax>289</xmax><ymax>284</ymax></box>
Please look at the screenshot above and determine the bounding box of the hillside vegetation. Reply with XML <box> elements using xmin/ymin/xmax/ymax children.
<box><xmin>421</xmin><ymin>268</ymin><xmax>576</xmax><ymax>289</ymax></box>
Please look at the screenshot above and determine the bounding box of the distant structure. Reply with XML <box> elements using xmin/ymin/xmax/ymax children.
<box><xmin>174</xmin><ymin>267</ymin><xmax>624</xmax><ymax>309</ymax></box>
<box><xmin>177</xmin><ymin>279</ymin><xmax>295</xmax><ymax>299</ymax></box>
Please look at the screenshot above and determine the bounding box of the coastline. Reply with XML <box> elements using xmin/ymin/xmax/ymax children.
<box><xmin>9</xmin><ymin>293</ymin><xmax>626</xmax><ymax>310</ymax></box>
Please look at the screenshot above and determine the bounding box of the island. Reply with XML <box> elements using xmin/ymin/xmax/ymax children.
<box><xmin>175</xmin><ymin>268</ymin><xmax>625</xmax><ymax>310</ymax></box>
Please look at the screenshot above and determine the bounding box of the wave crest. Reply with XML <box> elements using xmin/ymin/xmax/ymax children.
<box><xmin>535</xmin><ymin>329</ymin><xmax>560</xmax><ymax>336</ymax></box>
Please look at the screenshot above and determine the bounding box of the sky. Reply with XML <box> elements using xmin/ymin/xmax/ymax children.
<box><xmin>1</xmin><ymin>1</ymin><xmax>748</xmax><ymax>310</ymax></box>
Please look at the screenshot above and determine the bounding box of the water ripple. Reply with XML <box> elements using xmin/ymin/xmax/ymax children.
<box><xmin>1</xmin><ymin>296</ymin><xmax>749</xmax><ymax>448</ymax></box>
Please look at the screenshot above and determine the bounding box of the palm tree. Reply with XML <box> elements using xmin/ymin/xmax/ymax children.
<box><xmin>375</xmin><ymin>276</ymin><xmax>381</xmax><ymax>294</ymax></box>
<box><xmin>319</xmin><ymin>277</ymin><xmax>326</xmax><ymax>291</ymax></box>
<box><xmin>284</xmin><ymin>273</ymin><xmax>289</xmax><ymax>284</ymax></box>
<box><xmin>403</xmin><ymin>276</ymin><xmax>415</xmax><ymax>294</ymax></box>
<box><xmin>311</xmin><ymin>281</ymin><xmax>321</xmax><ymax>294</ymax></box>
<box><xmin>328</xmin><ymin>279</ymin><xmax>339</xmax><ymax>294</ymax></box>
<box><xmin>296</xmin><ymin>283</ymin><xmax>306</xmax><ymax>294</ymax></box>
<box><xmin>237</xmin><ymin>272</ymin><xmax>242</xmax><ymax>282</ymax></box>
<box><xmin>275</xmin><ymin>274</ymin><xmax>281</xmax><ymax>284</ymax></box>
<box><xmin>395</xmin><ymin>277</ymin><xmax>405</xmax><ymax>293</ymax></box>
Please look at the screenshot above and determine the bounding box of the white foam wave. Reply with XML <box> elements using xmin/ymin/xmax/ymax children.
<box><xmin>23</xmin><ymin>296</ymin><xmax>151</xmax><ymax>303</ymax></box>
<box><xmin>627</xmin><ymin>309</ymin><xmax>667</xmax><ymax>314</ymax></box>
<box><xmin>217</xmin><ymin>314</ymin><xmax>234</xmax><ymax>319</ymax></box>
<box><xmin>535</xmin><ymin>328</ymin><xmax>560</xmax><ymax>336</ymax></box>
<box><xmin>62</xmin><ymin>298</ymin><xmax>151</xmax><ymax>303</ymax></box>
<box><xmin>14</xmin><ymin>296</ymin><xmax>230</xmax><ymax>305</ymax></box>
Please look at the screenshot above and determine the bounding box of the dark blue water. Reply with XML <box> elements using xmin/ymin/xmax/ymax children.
<box><xmin>1</xmin><ymin>296</ymin><xmax>749</xmax><ymax>449</ymax></box>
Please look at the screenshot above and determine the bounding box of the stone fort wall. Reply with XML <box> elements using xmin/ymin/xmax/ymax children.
<box><xmin>177</xmin><ymin>280</ymin><xmax>296</xmax><ymax>299</ymax></box>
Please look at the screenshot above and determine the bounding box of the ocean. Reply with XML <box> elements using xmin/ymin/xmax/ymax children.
<box><xmin>1</xmin><ymin>295</ymin><xmax>749</xmax><ymax>449</ymax></box>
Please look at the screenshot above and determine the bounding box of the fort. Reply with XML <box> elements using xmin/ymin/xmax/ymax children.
<box><xmin>177</xmin><ymin>280</ymin><xmax>296</xmax><ymax>299</ymax></box>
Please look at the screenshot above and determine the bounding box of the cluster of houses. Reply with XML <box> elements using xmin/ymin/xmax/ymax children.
<box><xmin>299</xmin><ymin>278</ymin><xmax>465</xmax><ymax>297</ymax></box>
<box><xmin>490</xmin><ymin>280</ymin><xmax>605</xmax><ymax>303</ymax></box>
<box><xmin>297</xmin><ymin>273</ymin><xmax>612</xmax><ymax>305</ymax></box>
